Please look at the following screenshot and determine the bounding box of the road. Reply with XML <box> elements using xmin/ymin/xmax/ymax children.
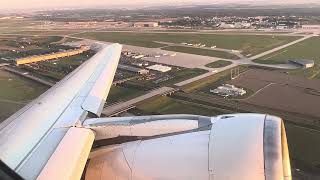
<box><xmin>0</xmin><ymin>63</ymin><xmax>9</xmax><ymax>67</ymax></box>
<box><xmin>102</xmin><ymin>87</ymin><xmax>175</xmax><ymax>116</ymax></box>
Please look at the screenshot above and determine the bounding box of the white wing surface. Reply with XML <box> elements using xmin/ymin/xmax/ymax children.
<box><xmin>0</xmin><ymin>43</ymin><xmax>122</xmax><ymax>179</ymax></box>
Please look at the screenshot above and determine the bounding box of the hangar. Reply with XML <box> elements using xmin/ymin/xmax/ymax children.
<box><xmin>288</xmin><ymin>59</ymin><xmax>315</xmax><ymax>69</ymax></box>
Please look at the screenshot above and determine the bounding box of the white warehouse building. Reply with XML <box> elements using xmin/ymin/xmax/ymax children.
<box><xmin>134</xmin><ymin>22</ymin><xmax>159</xmax><ymax>28</ymax></box>
<box><xmin>210</xmin><ymin>84</ymin><xmax>246</xmax><ymax>97</ymax></box>
<box><xmin>147</xmin><ymin>64</ymin><xmax>172</xmax><ymax>73</ymax></box>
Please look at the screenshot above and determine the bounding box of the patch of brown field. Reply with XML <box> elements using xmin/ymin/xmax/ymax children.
<box><xmin>0</xmin><ymin>70</ymin><xmax>12</xmax><ymax>77</ymax></box>
<box><xmin>229</xmin><ymin>69</ymin><xmax>320</xmax><ymax>118</ymax></box>
<box><xmin>229</xmin><ymin>75</ymin><xmax>270</xmax><ymax>91</ymax></box>
<box><xmin>230</xmin><ymin>69</ymin><xmax>320</xmax><ymax>90</ymax></box>
<box><xmin>0</xmin><ymin>45</ymin><xmax>17</xmax><ymax>50</ymax></box>
<box><xmin>246</xmin><ymin>84</ymin><xmax>320</xmax><ymax>118</ymax></box>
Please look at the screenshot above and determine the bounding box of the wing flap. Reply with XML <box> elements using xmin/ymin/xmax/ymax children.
<box><xmin>81</xmin><ymin>44</ymin><xmax>122</xmax><ymax>116</ymax></box>
<box><xmin>36</xmin><ymin>128</ymin><xmax>95</xmax><ymax>180</ymax></box>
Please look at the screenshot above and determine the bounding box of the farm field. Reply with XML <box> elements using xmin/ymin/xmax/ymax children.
<box><xmin>229</xmin><ymin>69</ymin><xmax>320</xmax><ymax>118</ymax></box>
<box><xmin>254</xmin><ymin>37</ymin><xmax>320</xmax><ymax>79</ymax></box>
<box><xmin>75</xmin><ymin>32</ymin><xmax>300</xmax><ymax>56</ymax></box>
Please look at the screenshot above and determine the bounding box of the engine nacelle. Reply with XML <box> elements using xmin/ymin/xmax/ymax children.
<box><xmin>84</xmin><ymin>113</ymin><xmax>291</xmax><ymax>180</ymax></box>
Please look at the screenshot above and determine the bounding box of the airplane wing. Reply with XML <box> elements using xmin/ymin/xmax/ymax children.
<box><xmin>0</xmin><ymin>43</ymin><xmax>122</xmax><ymax>179</ymax></box>
<box><xmin>0</xmin><ymin>43</ymin><xmax>291</xmax><ymax>180</ymax></box>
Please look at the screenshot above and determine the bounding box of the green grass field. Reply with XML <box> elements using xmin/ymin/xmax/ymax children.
<box><xmin>136</xmin><ymin>96</ymin><xmax>225</xmax><ymax>116</ymax></box>
<box><xmin>254</xmin><ymin>37</ymin><xmax>320</xmax><ymax>79</ymax></box>
<box><xmin>106</xmin><ymin>85</ymin><xmax>144</xmax><ymax>103</ymax></box>
<box><xmin>163</xmin><ymin>68</ymin><xmax>208</xmax><ymax>85</ymax></box>
<box><xmin>75</xmin><ymin>32</ymin><xmax>300</xmax><ymax>55</ymax></box>
<box><xmin>0</xmin><ymin>102</ymin><xmax>25</xmax><ymax>123</ymax></box>
<box><xmin>128</xmin><ymin>67</ymin><xmax>208</xmax><ymax>88</ymax></box>
<box><xmin>75</xmin><ymin>32</ymin><xmax>166</xmax><ymax>48</ymax></box>
<box><xmin>162</xmin><ymin>46</ymin><xmax>239</xmax><ymax>59</ymax></box>
<box><xmin>0</xmin><ymin>20</ymin><xmax>44</xmax><ymax>33</ymax></box>
<box><xmin>182</xmin><ymin>66</ymin><xmax>248</xmax><ymax>92</ymax></box>
<box><xmin>205</xmin><ymin>60</ymin><xmax>233</xmax><ymax>68</ymax></box>
<box><xmin>181</xmin><ymin>69</ymin><xmax>231</xmax><ymax>93</ymax></box>
<box><xmin>0</xmin><ymin>70</ymin><xmax>48</xmax><ymax>121</ymax></box>
<box><xmin>285</xmin><ymin>122</ymin><xmax>320</xmax><ymax>172</ymax></box>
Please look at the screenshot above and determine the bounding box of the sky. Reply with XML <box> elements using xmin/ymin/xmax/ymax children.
<box><xmin>1</xmin><ymin>0</ymin><xmax>320</xmax><ymax>10</ymax></box>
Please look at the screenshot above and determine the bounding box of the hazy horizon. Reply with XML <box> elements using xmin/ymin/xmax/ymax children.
<box><xmin>1</xmin><ymin>0</ymin><xmax>320</xmax><ymax>11</ymax></box>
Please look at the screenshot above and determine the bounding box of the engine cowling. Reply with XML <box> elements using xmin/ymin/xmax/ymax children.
<box><xmin>84</xmin><ymin>113</ymin><xmax>291</xmax><ymax>180</ymax></box>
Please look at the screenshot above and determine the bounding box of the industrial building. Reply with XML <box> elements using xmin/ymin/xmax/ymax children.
<box><xmin>134</xmin><ymin>22</ymin><xmax>159</xmax><ymax>28</ymax></box>
<box><xmin>146</xmin><ymin>64</ymin><xmax>172</xmax><ymax>72</ymax></box>
<box><xmin>133</xmin><ymin>54</ymin><xmax>145</xmax><ymax>59</ymax></box>
<box><xmin>302</xmin><ymin>25</ymin><xmax>320</xmax><ymax>29</ymax></box>
<box><xmin>210</xmin><ymin>84</ymin><xmax>246</xmax><ymax>97</ymax></box>
<box><xmin>16</xmin><ymin>46</ymin><xmax>90</xmax><ymax>65</ymax></box>
<box><xmin>288</xmin><ymin>59</ymin><xmax>315</xmax><ymax>69</ymax></box>
<box><xmin>118</xmin><ymin>64</ymin><xmax>149</xmax><ymax>74</ymax></box>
